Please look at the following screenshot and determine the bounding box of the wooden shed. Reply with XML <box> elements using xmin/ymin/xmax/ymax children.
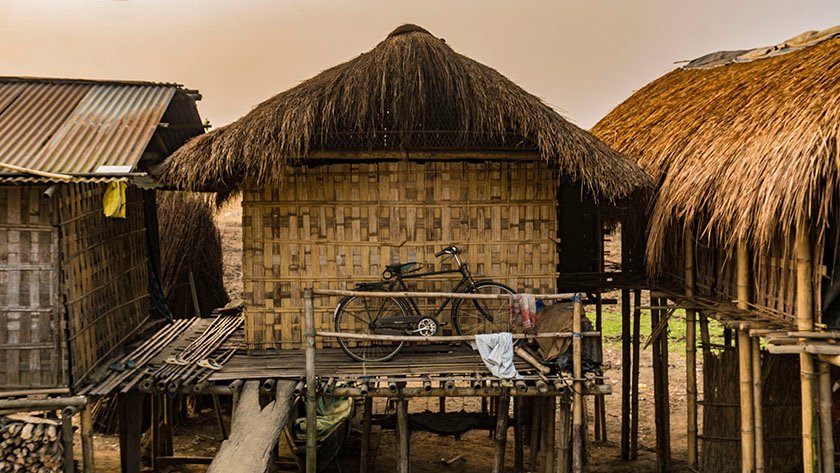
<box><xmin>159</xmin><ymin>24</ymin><xmax>651</xmax><ymax>351</ymax></box>
<box><xmin>0</xmin><ymin>77</ymin><xmax>204</xmax><ymax>391</ymax></box>
<box><xmin>594</xmin><ymin>26</ymin><xmax>839</xmax><ymax>473</ymax></box>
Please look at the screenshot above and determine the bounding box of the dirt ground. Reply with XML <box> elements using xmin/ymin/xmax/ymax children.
<box><xmin>81</xmin><ymin>198</ymin><xmax>696</xmax><ymax>472</ymax></box>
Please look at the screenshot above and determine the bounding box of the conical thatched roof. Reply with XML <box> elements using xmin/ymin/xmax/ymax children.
<box><xmin>158</xmin><ymin>24</ymin><xmax>650</xmax><ymax>201</ymax></box>
<box><xmin>593</xmin><ymin>29</ymin><xmax>840</xmax><ymax>267</ymax></box>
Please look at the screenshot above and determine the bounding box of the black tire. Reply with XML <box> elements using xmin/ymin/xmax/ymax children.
<box><xmin>451</xmin><ymin>280</ymin><xmax>517</xmax><ymax>337</ymax></box>
<box><xmin>334</xmin><ymin>294</ymin><xmax>407</xmax><ymax>362</ymax></box>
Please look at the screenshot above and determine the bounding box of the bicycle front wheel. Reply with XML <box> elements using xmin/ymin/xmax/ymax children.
<box><xmin>334</xmin><ymin>294</ymin><xmax>407</xmax><ymax>362</ymax></box>
<box><xmin>452</xmin><ymin>281</ymin><xmax>516</xmax><ymax>336</ymax></box>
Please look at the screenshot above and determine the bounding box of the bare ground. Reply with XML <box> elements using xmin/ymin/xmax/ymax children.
<box><xmin>81</xmin><ymin>199</ymin><xmax>696</xmax><ymax>472</ymax></box>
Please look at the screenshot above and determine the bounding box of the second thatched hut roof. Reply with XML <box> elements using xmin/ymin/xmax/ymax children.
<box><xmin>158</xmin><ymin>24</ymin><xmax>650</xmax><ymax>201</ymax></box>
<box><xmin>593</xmin><ymin>26</ymin><xmax>840</xmax><ymax>266</ymax></box>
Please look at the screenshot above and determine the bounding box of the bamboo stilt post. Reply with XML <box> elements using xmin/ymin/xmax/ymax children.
<box><xmin>620</xmin><ymin>288</ymin><xmax>631</xmax><ymax>459</ymax></box>
<box><xmin>118</xmin><ymin>392</ymin><xmax>143</xmax><ymax>473</ymax></box>
<box><xmin>819</xmin><ymin>362</ymin><xmax>834</xmax><ymax>473</ymax></box>
<box><xmin>493</xmin><ymin>391</ymin><xmax>511</xmax><ymax>473</ymax></box>
<box><xmin>737</xmin><ymin>327</ymin><xmax>756</xmax><ymax>473</ymax></box>
<box><xmin>595</xmin><ymin>291</ymin><xmax>605</xmax><ymax>442</ymax></box>
<box><xmin>737</xmin><ymin>239</ymin><xmax>756</xmax><ymax>473</ymax></box>
<box><xmin>630</xmin><ymin>289</ymin><xmax>641</xmax><ymax>460</ymax></box>
<box><xmin>304</xmin><ymin>288</ymin><xmax>317</xmax><ymax>473</ymax></box>
<box><xmin>651</xmin><ymin>295</ymin><xmax>672</xmax><ymax>472</ymax></box>
<box><xmin>150</xmin><ymin>395</ymin><xmax>160</xmax><ymax>471</ymax></box>
<box><xmin>556</xmin><ymin>399</ymin><xmax>571</xmax><ymax>473</ymax></box>
<box><xmin>572</xmin><ymin>295</ymin><xmax>584</xmax><ymax>473</ymax></box>
<box><xmin>543</xmin><ymin>396</ymin><xmax>556</xmax><ymax>473</ymax></box>
<box><xmin>752</xmin><ymin>338</ymin><xmax>765</xmax><ymax>473</ymax></box>
<box><xmin>685</xmin><ymin>227</ymin><xmax>698</xmax><ymax>469</ymax></box>
<box><xmin>212</xmin><ymin>394</ymin><xmax>228</xmax><ymax>440</ymax></box>
<box><xmin>396</xmin><ymin>398</ymin><xmax>410</xmax><ymax>473</ymax></box>
<box><xmin>62</xmin><ymin>407</ymin><xmax>75</xmax><ymax>473</ymax></box>
<box><xmin>81</xmin><ymin>403</ymin><xmax>94</xmax><ymax>473</ymax></box>
<box><xmin>360</xmin><ymin>396</ymin><xmax>373</xmax><ymax>473</ymax></box>
<box><xmin>530</xmin><ymin>398</ymin><xmax>542</xmax><ymax>472</ymax></box>
<box><xmin>796</xmin><ymin>219</ymin><xmax>819</xmax><ymax>473</ymax></box>
<box><xmin>514</xmin><ymin>397</ymin><xmax>524</xmax><ymax>473</ymax></box>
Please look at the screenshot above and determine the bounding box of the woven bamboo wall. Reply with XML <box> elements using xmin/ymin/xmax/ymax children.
<box><xmin>0</xmin><ymin>186</ymin><xmax>63</xmax><ymax>388</ymax></box>
<box><xmin>242</xmin><ymin>160</ymin><xmax>558</xmax><ymax>350</ymax></box>
<box><xmin>662</xmin><ymin>226</ymin><xmax>810</xmax><ymax>324</ymax></box>
<box><xmin>59</xmin><ymin>183</ymin><xmax>151</xmax><ymax>386</ymax></box>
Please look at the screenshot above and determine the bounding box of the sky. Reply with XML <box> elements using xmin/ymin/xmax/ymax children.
<box><xmin>0</xmin><ymin>1</ymin><xmax>837</xmax><ymax>129</ymax></box>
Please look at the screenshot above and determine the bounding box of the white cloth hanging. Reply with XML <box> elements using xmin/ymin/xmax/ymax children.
<box><xmin>473</xmin><ymin>332</ymin><xmax>521</xmax><ymax>380</ymax></box>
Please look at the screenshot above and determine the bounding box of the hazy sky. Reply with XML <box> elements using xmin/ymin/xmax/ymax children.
<box><xmin>1</xmin><ymin>1</ymin><xmax>837</xmax><ymax>129</ymax></box>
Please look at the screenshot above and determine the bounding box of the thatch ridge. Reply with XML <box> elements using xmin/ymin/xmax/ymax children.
<box><xmin>158</xmin><ymin>24</ymin><xmax>650</xmax><ymax>201</ymax></box>
<box><xmin>593</xmin><ymin>37</ymin><xmax>840</xmax><ymax>267</ymax></box>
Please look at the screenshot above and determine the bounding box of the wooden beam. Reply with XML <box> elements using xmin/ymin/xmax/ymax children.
<box><xmin>62</xmin><ymin>408</ymin><xmax>75</xmax><ymax>473</ymax></box>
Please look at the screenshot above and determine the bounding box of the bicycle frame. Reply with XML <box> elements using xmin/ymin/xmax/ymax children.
<box><xmin>383</xmin><ymin>256</ymin><xmax>477</xmax><ymax>322</ymax></box>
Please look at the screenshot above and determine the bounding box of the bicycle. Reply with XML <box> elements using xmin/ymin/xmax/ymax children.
<box><xmin>333</xmin><ymin>245</ymin><xmax>516</xmax><ymax>362</ymax></box>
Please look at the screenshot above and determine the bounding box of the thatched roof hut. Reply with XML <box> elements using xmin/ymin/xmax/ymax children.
<box><xmin>159</xmin><ymin>24</ymin><xmax>649</xmax><ymax>200</ymax></box>
<box><xmin>593</xmin><ymin>27</ymin><xmax>839</xmax><ymax>267</ymax></box>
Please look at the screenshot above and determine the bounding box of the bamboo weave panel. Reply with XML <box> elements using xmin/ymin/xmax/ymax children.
<box><xmin>59</xmin><ymin>183</ymin><xmax>150</xmax><ymax>386</ymax></box>
<box><xmin>242</xmin><ymin>161</ymin><xmax>558</xmax><ymax>350</ymax></box>
<box><xmin>0</xmin><ymin>187</ymin><xmax>62</xmax><ymax>388</ymax></box>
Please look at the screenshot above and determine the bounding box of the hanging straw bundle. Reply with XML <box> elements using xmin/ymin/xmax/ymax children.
<box><xmin>157</xmin><ymin>192</ymin><xmax>229</xmax><ymax>317</ymax></box>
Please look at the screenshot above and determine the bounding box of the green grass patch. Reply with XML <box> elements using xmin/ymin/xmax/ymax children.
<box><xmin>597</xmin><ymin>308</ymin><xmax>726</xmax><ymax>353</ymax></box>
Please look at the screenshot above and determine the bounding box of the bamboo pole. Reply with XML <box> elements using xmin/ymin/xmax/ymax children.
<box><xmin>304</xmin><ymin>288</ymin><xmax>317</xmax><ymax>473</ymax></box>
<box><xmin>317</xmin><ymin>330</ymin><xmax>599</xmax><ymax>342</ymax></box>
<box><xmin>572</xmin><ymin>295</ymin><xmax>584</xmax><ymax>473</ymax></box>
<box><xmin>188</xmin><ymin>270</ymin><xmax>202</xmax><ymax>317</ymax></box>
<box><xmin>493</xmin><ymin>391</ymin><xmax>511</xmax><ymax>473</ymax></box>
<box><xmin>737</xmin><ymin>238</ymin><xmax>755</xmax><ymax>473</ymax></box>
<box><xmin>62</xmin><ymin>407</ymin><xmax>75</xmax><ymax>472</ymax></box>
<box><xmin>819</xmin><ymin>362</ymin><xmax>835</xmax><ymax>473</ymax></box>
<box><xmin>620</xmin><ymin>288</ymin><xmax>631</xmax><ymax>460</ymax></box>
<box><xmin>737</xmin><ymin>328</ymin><xmax>756</xmax><ymax>473</ymax></box>
<box><xmin>752</xmin><ymin>338</ymin><xmax>765</xmax><ymax>473</ymax></box>
<box><xmin>796</xmin><ymin>219</ymin><xmax>819</xmax><ymax>473</ymax></box>
<box><xmin>543</xmin><ymin>396</ymin><xmax>556</xmax><ymax>473</ymax></box>
<box><xmin>313</xmin><ymin>288</ymin><xmax>576</xmax><ymax>300</ymax></box>
<box><xmin>530</xmin><ymin>398</ymin><xmax>542</xmax><ymax>472</ymax></box>
<box><xmin>595</xmin><ymin>291</ymin><xmax>606</xmax><ymax>442</ymax></box>
<box><xmin>556</xmin><ymin>400</ymin><xmax>571</xmax><ymax>473</ymax></box>
<box><xmin>514</xmin><ymin>397</ymin><xmax>524</xmax><ymax>473</ymax></box>
<box><xmin>631</xmin><ymin>289</ymin><xmax>641</xmax><ymax>460</ymax></box>
<box><xmin>685</xmin><ymin>227</ymin><xmax>698</xmax><ymax>469</ymax></box>
<box><xmin>651</xmin><ymin>296</ymin><xmax>672</xmax><ymax>472</ymax></box>
<box><xmin>397</xmin><ymin>399</ymin><xmax>410</xmax><ymax>473</ymax></box>
<box><xmin>81</xmin><ymin>404</ymin><xmax>95</xmax><ymax>473</ymax></box>
<box><xmin>360</xmin><ymin>397</ymin><xmax>373</xmax><ymax>473</ymax></box>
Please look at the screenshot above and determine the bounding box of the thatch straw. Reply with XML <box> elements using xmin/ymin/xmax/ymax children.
<box><xmin>157</xmin><ymin>24</ymin><xmax>650</xmax><ymax>202</ymax></box>
<box><xmin>157</xmin><ymin>192</ymin><xmax>229</xmax><ymax>316</ymax></box>
<box><xmin>593</xmin><ymin>36</ymin><xmax>840</xmax><ymax>268</ymax></box>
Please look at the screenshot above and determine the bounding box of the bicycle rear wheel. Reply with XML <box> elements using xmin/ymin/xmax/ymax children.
<box><xmin>451</xmin><ymin>280</ymin><xmax>516</xmax><ymax>336</ymax></box>
<box><xmin>334</xmin><ymin>294</ymin><xmax>407</xmax><ymax>362</ymax></box>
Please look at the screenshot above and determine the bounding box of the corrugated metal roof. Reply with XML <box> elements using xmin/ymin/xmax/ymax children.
<box><xmin>0</xmin><ymin>77</ymin><xmax>181</xmax><ymax>174</ymax></box>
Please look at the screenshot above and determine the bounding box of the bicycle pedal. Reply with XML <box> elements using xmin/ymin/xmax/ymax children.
<box><xmin>438</xmin><ymin>322</ymin><xmax>448</xmax><ymax>326</ymax></box>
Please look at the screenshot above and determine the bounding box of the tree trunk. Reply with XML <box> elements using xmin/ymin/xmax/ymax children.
<box><xmin>208</xmin><ymin>380</ymin><xmax>297</xmax><ymax>473</ymax></box>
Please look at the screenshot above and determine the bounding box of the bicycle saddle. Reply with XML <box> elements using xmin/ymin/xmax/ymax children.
<box><xmin>385</xmin><ymin>262</ymin><xmax>417</xmax><ymax>273</ymax></box>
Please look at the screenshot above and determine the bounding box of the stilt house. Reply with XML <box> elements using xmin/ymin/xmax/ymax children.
<box><xmin>159</xmin><ymin>24</ymin><xmax>651</xmax><ymax>351</ymax></box>
<box><xmin>593</xmin><ymin>26</ymin><xmax>840</xmax><ymax>473</ymax></box>
<box><xmin>0</xmin><ymin>77</ymin><xmax>204</xmax><ymax>391</ymax></box>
